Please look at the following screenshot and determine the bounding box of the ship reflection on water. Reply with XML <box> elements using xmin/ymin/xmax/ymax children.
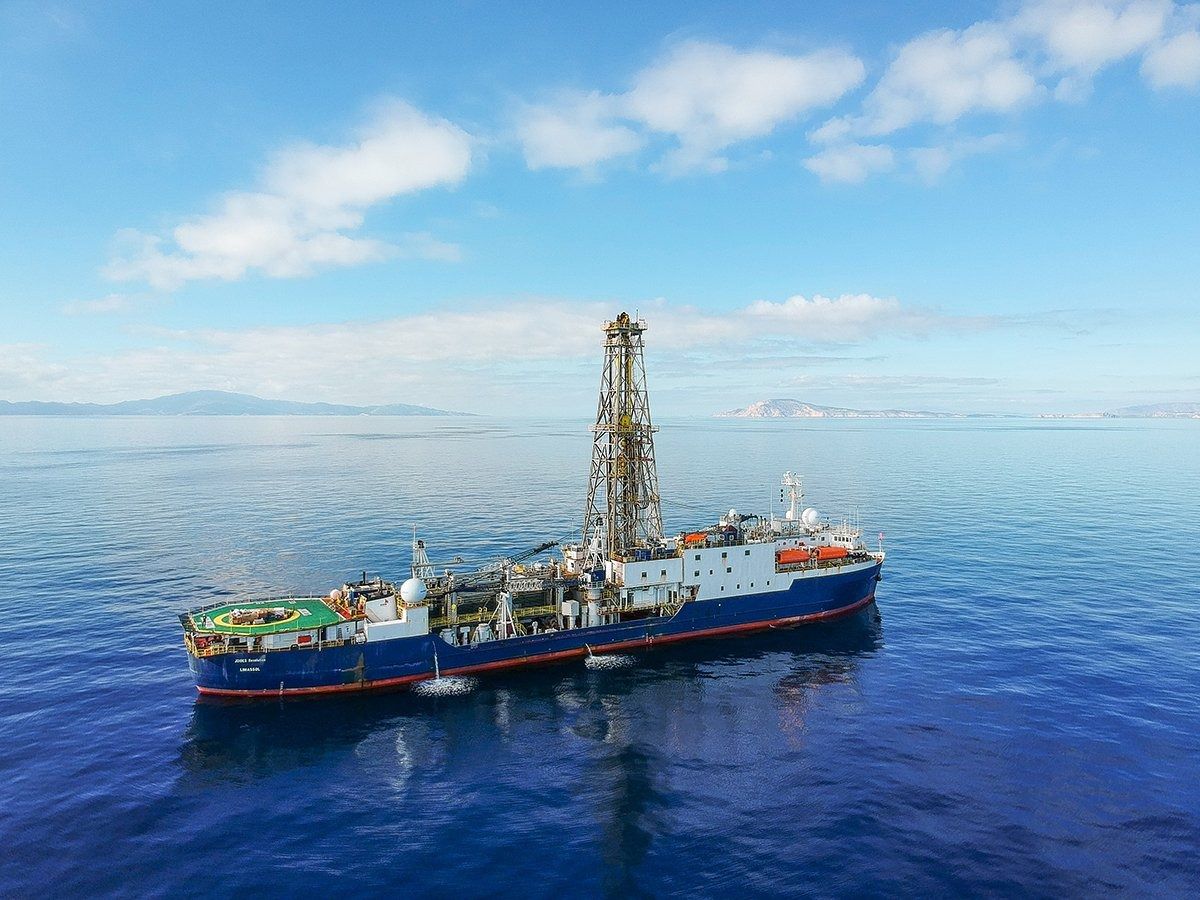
<box><xmin>178</xmin><ymin>605</ymin><xmax>884</xmax><ymax>783</ymax></box>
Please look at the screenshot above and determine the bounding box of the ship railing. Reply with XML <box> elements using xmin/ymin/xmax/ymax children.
<box><xmin>186</xmin><ymin>634</ymin><xmax>357</xmax><ymax>659</ymax></box>
<box><xmin>431</xmin><ymin>603</ymin><xmax>560</xmax><ymax>631</ymax></box>
<box><xmin>430</xmin><ymin>610</ymin><xmax>489</xmax><ymax>630</ymax></box>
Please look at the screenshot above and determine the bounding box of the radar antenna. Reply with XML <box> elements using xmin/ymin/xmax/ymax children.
<box><xmin>581</xmin><ymin>312</ymin><xmax>663</xmax><ymax>562</ymax></box>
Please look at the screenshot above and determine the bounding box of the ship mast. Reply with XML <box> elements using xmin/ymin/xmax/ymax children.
<box><xmin>582</xmin><ymin>312</ymin><xmax>663</xmax><ymax>562</ymax></box>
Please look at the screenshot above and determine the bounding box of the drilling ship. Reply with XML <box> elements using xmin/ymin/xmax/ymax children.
<box><xmin>180</xmin><ymin>313</ymin><xmax>885</xmax><ymax>697</ymax></box>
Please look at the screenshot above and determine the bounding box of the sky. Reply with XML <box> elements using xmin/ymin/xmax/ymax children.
<box><xmin>1</xmin><ymin>0</ymin><xmax>1198</xmax><ymax>416</ymax></box>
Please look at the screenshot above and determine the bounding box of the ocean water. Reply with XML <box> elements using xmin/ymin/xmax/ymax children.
<box><xmin>1</xmin><ymin>416</ymin><xmax>1198</xmax><ymax>897</ymax></box>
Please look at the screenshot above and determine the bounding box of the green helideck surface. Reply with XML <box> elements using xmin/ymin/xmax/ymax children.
<box><xmin>190</xmin><ymin>598</ymin><xmax>343</xmax><ymax>635</ymax></box>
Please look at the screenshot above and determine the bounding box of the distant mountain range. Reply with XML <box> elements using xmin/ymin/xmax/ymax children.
<box><xmin>0</xmin><ymin>390</ymin><xmax>468</xmax><ymax>417</ymax></box>
<box><xmin>718</xmin><ymin>399</ymin><xmax>1200</xmax><ymax>419</ymax></box>
<box><xmin>716</xmin><ymin>399</ymin><xmax>969</xmax><ymax>419</ymax></box>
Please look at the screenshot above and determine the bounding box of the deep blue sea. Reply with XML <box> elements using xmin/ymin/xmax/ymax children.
<box><xmin>2</xmin><ymin>416</ymin><xmax>1198</xmax><ymax>897</ymax></box>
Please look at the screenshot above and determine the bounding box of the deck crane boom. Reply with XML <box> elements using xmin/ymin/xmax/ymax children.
<box><xmin>425</xmin><ymin>540</ymin><xmax>560</xmax><ymax>593</ymax></box>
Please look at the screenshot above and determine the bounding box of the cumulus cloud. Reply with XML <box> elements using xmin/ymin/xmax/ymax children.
<box><xmin>807</xmin><ymin>20</ymin><xmax>1039</xmax><ymax>182</ymax></box>
<box><xmin>1016</xmin><ymin>0</ymin><xmax>1171</xmax><ymax>73</ymax></box>
<box><xmin>808</xmin><ymin>1</ymin><xmax>1198</xmax><ymax>185</ymax></box>
<box><xmin>517</xmin><ymin>40</ymin><xmax>864</xmax><ymax>174</ymax></box>
<box><xmin>857</xmin><ymin>24</ymin><xmax>1040</xmax><ymax>135</ymax></box>
<box><xmin>517</xmin><ymin>92</ymin><xmax>644</xmax><ymax>170</ymax></box>
<box><xmin>1141</xmin><ymin>28</ymin><xmax>1200</xmax><ymax>85</ymax></box>
<box><xmin>625</xmin><ymin>42</ymin><xmax>866</xmax><ymax>173</ymax></box>
<box><xmin>106</xmin><ymin>101</ymin><xmax>472</xmax><ymax>289</ymax></box>
<box><xmin>803</xmin><ymin>143</ymin><xmax>895</xmax><ymax>183</ymax></box>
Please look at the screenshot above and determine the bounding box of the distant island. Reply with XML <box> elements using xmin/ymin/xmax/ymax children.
<box><xmin>0</xmin><ymin>390</ymin><xmax>469</xmax><ymax>417</ymax></box>
<box><xmin>718</xmin><ymin>399</ymin><xmax>1200</xmax><ymax>419</ymax></box>
<box><xmin>716</xmin><ymin>399</ymin><xmax>970</xmax><ymax>419</ymax></box>
<box><xmin>1037</xmin><ymin>403</ymin><xmax>1200</xmax><ymax>419</ymax></box>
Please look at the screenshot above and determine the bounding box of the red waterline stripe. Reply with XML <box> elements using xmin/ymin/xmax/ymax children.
<box><xmin>196</xmin><ymin>592</ymin><xmax>877</xmax><ymax>698</ymax></box>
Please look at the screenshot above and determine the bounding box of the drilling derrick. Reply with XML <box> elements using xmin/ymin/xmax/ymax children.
<box><xmin>582</xmin><ymin>312</ymin><xmax>664</xmax><ymax>561</ymax></box>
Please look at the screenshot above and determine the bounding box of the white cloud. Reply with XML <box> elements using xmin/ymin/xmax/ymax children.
<box><xmin>9</xmin><ymin>294</ymin><xmax>1002</xmax><ymax>407</ymax></box>
<box><xmin>808</xmin><ymin>117</ymin><xmax>854</xmax><ymax>145</ymax></box>
<box><xmin>909</xmin><ymin>133</ymin><xmax>1013</xmax><ymax>182</ymax></box>
<box><xmin>516</xmin><ymin>40</ymin><xmax>865</xmax><ymax>175</ymax></box>
<box><xmin>805</xmin><ymin>1</ymin><xmax>1197</xmax><ymax>186</ymax></box>
<box><xmin>786</xmin><ymin>373</ymin><xmax>1001</xmax><ymax>389</ymax></box>
<box><xmin>106</xmin><ymin>101</ymin><xmax>472</xmax><ymax>289</ymax></box>
<box><xmin>1141</xmin><ymin>28</ymin><xmax>1200</xmax><ymax>85</ymax></box>
<box><xmin>855</xmin><ymin>24</ymin><xmax>1040</xmax><ymax>136</ymax></box>
<box><xmin>517</xmin><ymin>92</ymin><xmax>644</xmax><ymax>170</ymax></box>
<box><xmin>743</xmin><ymin>293</ymin><xmax>995</xmax><ymax>339</ymax></box>
<box><xmin>805</xmin><ymin>20</ymin><xmax>1037</xmax><ymax>184</ymax></box>
<box><xmin>0</xmin><ymin>343</ymin><xmax>69</xmax><ymax>394</ymax></box>
<box><xmin>625</xmin><ymin>41</ymin><xmax>865</xmax><ymax>173</ymax></box>
<box><xmin>803</xmin><ymin>143</ymin><xmax>895</xmax><ymax>183</ymax></box>
<box><xmin>60</xmin><ymin>292</ymin><xmax>150</xmax><ymax>315</ymax></box>
<box><xmin>1016</xmin><ymin>0</ymin><xmax>1171</xmax><ymax>73</ymax></box>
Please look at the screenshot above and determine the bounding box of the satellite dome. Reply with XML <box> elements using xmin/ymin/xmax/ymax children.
<box><xmin>400</xmin><ymin>578</ymin><xmax>428</xmax><ymax>604</ymax></box>
<box><xmin>728</xmin><ymin>508</ymin><xmax>739</xmax><ymax>521</ymax></box>
<box><xmin>801</xmin><ymin>507</ymin><xmax>820</xmax><ymax>527</ymax></box>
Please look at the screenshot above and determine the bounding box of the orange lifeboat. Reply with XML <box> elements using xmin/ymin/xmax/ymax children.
<box><xmin>775</xmin><ymin>547</ymin><xmax>809</xmax><ymax>565</ymax></box>
<box><xmin>815</xmin><ymin>546</ymin><xmax>849</xmax><ymax>560</ymax></box>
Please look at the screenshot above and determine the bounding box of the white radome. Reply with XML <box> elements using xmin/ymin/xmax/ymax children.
<box><xmin>400</xmin><ymin>577</ymin><xmax>428</xmax><ymax>604</ymax></box>
<box><xmin>801</xmin><ymin>507</ymin><xmax>820</xmax><ymax>527</ymax></box>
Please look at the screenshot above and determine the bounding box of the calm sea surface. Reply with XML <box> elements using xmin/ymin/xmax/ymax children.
<box><xmin>1</xmin><ymin>416</ymin><xmax>1198</xmax><ymax>897</ymax></box>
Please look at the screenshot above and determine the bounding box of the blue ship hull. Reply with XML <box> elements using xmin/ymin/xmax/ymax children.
<box><xmin>189</xmin><ymin>561</ymin><xmax>882</xmax><ymax>697</ymax></box>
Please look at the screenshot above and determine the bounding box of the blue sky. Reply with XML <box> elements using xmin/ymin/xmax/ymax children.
<box><xmin>1</xmin><ymin>0</ymin><xmax>1198</xmax><ymax>415</ymax></box>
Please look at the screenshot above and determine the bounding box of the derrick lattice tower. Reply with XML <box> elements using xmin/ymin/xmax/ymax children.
<box><xmin>582</xmin><ymin>312</ymin><xmax>663</xmax><ymax>559</ymax></box>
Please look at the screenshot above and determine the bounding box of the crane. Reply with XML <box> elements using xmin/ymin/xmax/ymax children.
<box><xmin>424</xmin><ymin>539</ymin><xmax>559</xmax><ymax>595</ymax></box>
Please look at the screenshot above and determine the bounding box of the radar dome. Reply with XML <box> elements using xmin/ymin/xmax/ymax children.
<box><xmin>801</xmin><ymin>507</ymin><xmax>820</xmax><ymax>527</ymax></box>
<box><xmin>728</xmin><ymin>508</ymin><xmax>739</xmax><ymax>521</ymax></box>
<box><xmin>400</xmin><ymin>578</ymin><xmax>428</xmax><ymax>604</ymax></box>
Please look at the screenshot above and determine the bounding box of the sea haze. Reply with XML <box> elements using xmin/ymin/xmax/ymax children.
<box><xmin>1</xmin><ymin>416</ymin><xmax>1197</xmax><ymax>895</ymax></box>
